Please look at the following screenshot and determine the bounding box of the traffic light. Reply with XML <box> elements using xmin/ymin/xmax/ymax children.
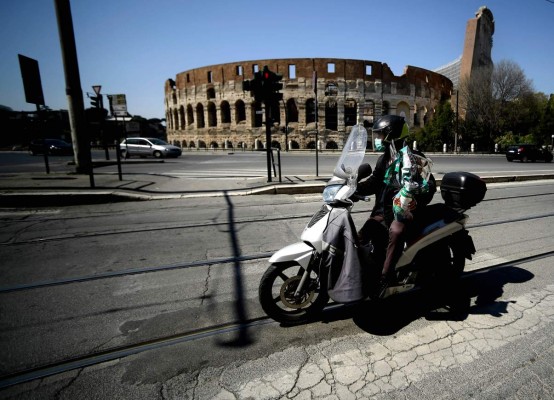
<box><xmin>90</xmin><ymin>95</ymin><xmax>101</xmax><ymax>108</ymax></box>
<box><xmin>242</xmin><ymin>66</ymin><xmax>283</xmax><ymax>104</ymax></box>
<box><xmin>261</xmin><ymin>66</ymin><xmax>283</xmax><ymax>101</ymax></box>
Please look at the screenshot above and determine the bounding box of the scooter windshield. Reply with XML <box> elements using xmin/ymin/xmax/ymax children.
<box><xmin>333</xmin><ymin>124</ymin><xmax>367</xmax><ymax>181</ymax></box>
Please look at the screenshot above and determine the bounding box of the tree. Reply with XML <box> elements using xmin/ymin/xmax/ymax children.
<box><xmin>459</xmin><ymin>59</ymin><xmax>534</xmax><ymax>150</ymax></box>
<box><xmin>538</xmin><ymin>94</ymin><xmax>554</xmax><ymax>146</ymax></box>
<box><xmin>415</xmin><ymin>101</ymin><xmax>455</xmax><ymax>151</ymax></box>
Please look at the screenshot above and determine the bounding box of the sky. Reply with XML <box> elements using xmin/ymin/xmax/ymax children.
<box><xmin>1</xmin><ymin>0</ymin><xmax>553</xmax><ymax>120</ymax></box>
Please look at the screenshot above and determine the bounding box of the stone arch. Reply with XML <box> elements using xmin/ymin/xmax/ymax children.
<box><xmin>290</xmin><ymin>140</ymin><xmax>300</xmax><ymax>149</ymax></box>
<box><xmin>187</xmin><ymin>104</ymin><xmax>194</xmax><ymax>126</ymax></box>
<box><xmin>325</xmin><ymin>100</ymin><xmax>338</xmax><ymax>131</ymax></box>
<box><xmin>210</xmin><ymin>141</ymin><xmax>218</xmax><ymax>149</ymax></box>
<box><xmin>271</xmin><ymin>140</ymin><xmax>281</xmax><ymax>149</ymax></box>
<box><xmin>271</xmin><ymin>101</ymin><xmax>280</xmax><ymax>124</ymax></box>
<box><xmin>196</xmin><ymin>103</ymin><xmax>205</xmax><ymax>128</ymax></box>
<box><xmin>251</xmin><ymin>102</ymin><xmax>262</xmax><ymax>127</ymax></box>
<box><xmin>286</xmin><ymin>99</ymin><xmax>298</xmax><ymax>123</ymax></box>
<box><xmin>198</xmin><ymin>140</ymin><xmax>206</xmax><ymax>148</ymax></box>
<box><xmin>307</xmin><ymin>141</ymin><xmax>316</xmax><ymax>149</ymax></box>
<box><xmin>166</xmin><ymin>111</ymin><xmax>172</xmax><ymax>129</ymax></box>
<box><xmin>306</xmin><ymin>99</ymin><xmax>316</xmax><ymax>124</ymax></box>
<box><xmin>344</xmin><ymin>99</ymin><xmax>357</xmax><ymax>127</ymax></box>
<box><xmin>382</xmin><ymin>101</ymin><xmax>390</xmax><ymax>115</ymax></box>
<box><xmin>235</xmin><ymin>100</ymin><xmax>246</xmax><ymax>124</ymax></box>
<box><xmin>179</xmin><ymin>106</ymin><xmax>186</xmax><ymax>130</ymax></box>
<box><xmin>189</xmin><ymin>140</ymin><xmax>195</xmax><ymax>148</ymax></box>
<box><xmin>220</xmin><ymin>101</ymin><xmax>231</xmax><ymax>124</ymax></box>
<box><xmin>206</xmin><ymin>87</ymin><xmax>216</xmax><ymax>100</ymax></box>
<box><xmin>325</xmin><ymin>82</ymin><xmax>338</xmax><ymax>96</ymax></box>
<box><xmin>396</xmin><ymin>101</ymin><xmax>411</xmax><ymax>122</ymax></box>
<box><xmin>326</xmin><ymin>140</ymin><xmax>338</xmax><ymax>150</ymax></box>
<box><xmin>207</xmin><ymin>102</ymin><xmax>217</xmax><ymax>127</ymax></box>
<box><xmin>173</xmin><ymin>109</ymin><xmax>179</xmax><ymax>131</ymax></box>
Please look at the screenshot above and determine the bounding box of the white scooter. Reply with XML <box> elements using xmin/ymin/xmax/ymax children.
<box><xmin>258</xmin><ymin>125</ymin><xmax>487</xmax><ymax>325</ymax></box>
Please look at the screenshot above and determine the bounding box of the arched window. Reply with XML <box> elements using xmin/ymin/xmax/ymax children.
<box><xmin>306</xmin><ymin>99</ymin><xmax>316</xmax><ymax>124</ymax></box>
<box><xmin>207</xmin><ymin>102</ymin><xmax>217</xmax><ymax>127</ymax></box>
<box><xmin>220</xmin><ymin>101</ymin><xmax>231</xmax><ymax>124</ymax></box>
<box><xmin>173</xmin><ymin>109</ymin><xmax>179</xmax><ymax>130</ymax></box>
<box><xmin>187</xmin><ymin>104</ymin><xmax>194</xmax><ymax>126</ymax></box>
<box><xmin>325</xmin><ymin>82</ymin><xmax>338</xmax><ymax>96</ymax></box>
<box><xmin>251</xmin><ymin>102</ymin><xmax>262</xmax><ymax>127</ymax></box>
<box><xmin>235</xmin><ymin>100</ymin><xmax>246</xmax><ymax>124</ymax></box>
<box><xmin>382</xmin><ymin>101</ymin><xmax>390</xmax><ymax>115</ymax></box>
<box><xmin>344</xmin><ymin>99</ymin><xmax>357</xmax><ymax>127</ymax></box>
<box><xmin>196</xmin><ymin>103</ymin><xmax>205</xmax><ymax>128</ymax></box>
<box><xmin>286</xmin><ymin>99</ymin><xmax>298</xmax><ymax>123</ymax></box>
<box><xmin>270</xmin><ymin>100</ymin><xmax>280</xmax><ymax>124</ymax></box>
<box><xmin>179</xmin><ymin>106</ymin><xmax>185</xmax><ymax>130</ymax></box>
<box><xmin>325</xmin><ymin>100</ymin><xmax>337</xmax><ymax>130</ymax></box>
<box><xmin>396</xmin><ymin>101</ymin><xmax>410</xmax><ymax>123</ymax></box>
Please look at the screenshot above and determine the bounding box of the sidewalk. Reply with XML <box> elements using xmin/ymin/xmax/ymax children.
<box><xmin>1</xmin><ymin>159</ymin><xmax>554</xmax><ymax>206</ymax></box>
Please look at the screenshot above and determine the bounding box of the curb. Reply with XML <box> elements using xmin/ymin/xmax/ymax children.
<box><xmin>1</xmin><ymin>174</ymin><xmax>553</xmax><ymax>207</ymax></box>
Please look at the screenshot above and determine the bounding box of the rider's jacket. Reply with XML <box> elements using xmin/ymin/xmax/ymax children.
<box><xmin>357</xmin><ymin>146</ymin><xmax>436</xmax><ymax>226</ymax></box>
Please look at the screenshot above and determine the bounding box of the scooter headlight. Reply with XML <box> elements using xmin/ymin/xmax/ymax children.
<box><xmin>323</xmin><ymin>184</ymin><xmax>343</xmax><ymax>203</ymax></box>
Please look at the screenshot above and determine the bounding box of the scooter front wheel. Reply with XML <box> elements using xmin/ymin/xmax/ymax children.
<box><xmin>259</xmin><ymin>261</ymin><xmax>329</xmax><ymax>325</ymax></box>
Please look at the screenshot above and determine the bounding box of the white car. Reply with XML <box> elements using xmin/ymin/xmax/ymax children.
<box><xmin>119</xmin><ymin>137</ymin><xmax>182</xmax><ymax>158</ymax></box>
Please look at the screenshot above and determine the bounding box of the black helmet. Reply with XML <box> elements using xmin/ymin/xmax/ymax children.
<box><xmin>372</xmin><ymin>115</ymin><xmax>409</xmax><ymax>142</ymax></box>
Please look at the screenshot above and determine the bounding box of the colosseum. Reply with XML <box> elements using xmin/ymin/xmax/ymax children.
<box><xmin>165</xmin><ymin>58</ymin><xmax>453</xmax><ymax>151</ymax></box>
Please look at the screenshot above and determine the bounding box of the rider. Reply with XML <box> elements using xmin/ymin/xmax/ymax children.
<box><xmin>357</xmin><ymin>115</ymin><xmax>436</xmax><ymax>296</ymax></box>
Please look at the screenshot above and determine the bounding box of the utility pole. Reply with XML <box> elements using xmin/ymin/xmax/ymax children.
<box><xmin>54</xmin><ymin>0</ymin><xmax>94</xmax><ymax>186</ymax></box>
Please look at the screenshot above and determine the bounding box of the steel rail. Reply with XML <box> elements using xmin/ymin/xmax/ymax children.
<box><xmin>2</xmin><ymin>191</ymin><xmax>553</xmax><ymax>246</ymax></box>
<box><xmin>1</xmin><ymin>212</ymin><xmax>554</xmax><ymax>294</ymax></box>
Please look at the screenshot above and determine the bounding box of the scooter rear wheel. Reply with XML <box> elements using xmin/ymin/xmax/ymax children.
<box><xmin>259</xmin><ymin>262</ymin><xmax>329</xmax><ymax>325</ymax></box>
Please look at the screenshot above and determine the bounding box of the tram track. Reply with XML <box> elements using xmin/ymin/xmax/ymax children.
<box><xmin>2</xmin><ymin>191</ymin><xmax>554</xmax><ymax>246</ymax></box>
<box><xmin>1</xmin><ymin>249</ymin><xmax>554</xmax><ymax>390</ymax></box>
<box><xmin>1</xmin><ymin>211</ymin><xmax>554</xmax><ymax>294</ymax></box>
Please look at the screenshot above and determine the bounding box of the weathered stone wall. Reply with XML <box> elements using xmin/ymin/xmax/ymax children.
<box><xmin>165</xmin><ymin>58</ymin><xmax>452</xmax><ymax>150</ymax></box>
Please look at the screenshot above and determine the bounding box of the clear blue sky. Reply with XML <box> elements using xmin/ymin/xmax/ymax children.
<box><xmin>1</xmin><ymin>0</ymin><xmax>553</xmax><ymax>120</ymax></box>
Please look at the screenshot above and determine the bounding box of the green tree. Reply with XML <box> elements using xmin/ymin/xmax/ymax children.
<box><xmin>415</xmin><ymin>101</ymin><xmax>455</xmax><ymax>151</ymax></box>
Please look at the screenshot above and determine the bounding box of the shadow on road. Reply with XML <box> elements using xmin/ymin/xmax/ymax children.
<box><xmin>215</xmin><ymin>192</ymin><xmax>253</xmax><ymax>347</ymax></box>
<box><xmin>317</xmin><ymin>266</ymin><xmax>534</xmax><ymax>336</ymax></box>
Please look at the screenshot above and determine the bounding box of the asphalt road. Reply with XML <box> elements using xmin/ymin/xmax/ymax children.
<box><xmin>2</xmin><ymin>149</ymin><xmax>554</xmax><ymax>179</ymax></box>
<box><xmin>1</xmin><ymin>179</ymin><xmax>554</xmax><ymax>398</ymax></box>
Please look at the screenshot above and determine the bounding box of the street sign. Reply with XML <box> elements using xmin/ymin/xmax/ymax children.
<box><xmin>92</xmin><ymin>85</ymin><xmax>101</xmax><ymax>95</ymax></box>
<box><xmin>108</xmin><ymin>94</ymin><xmax>128</xmax><ymax>117</ymax></box>
<box><xmin>18</xmin><ymin>54</ymin><xmax>45</xmax><ymax>106</ymax></box>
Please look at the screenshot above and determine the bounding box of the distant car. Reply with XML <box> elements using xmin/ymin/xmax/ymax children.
<box><xmin>119</xmin><ymin>137</ymin><xmax>182</xmax><ymax>159</ymax></box>
<box><xmin>29</xmin><ymin>139</ymin><xmax>73</xmax><ymax>156</ymax></box>
<box><xmin>505</xmin><ymin>144</ymin><xmax>553</xmax><ymax>163</ymax></box>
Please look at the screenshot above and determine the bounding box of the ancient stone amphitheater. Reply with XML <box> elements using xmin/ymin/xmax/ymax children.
<box><xmin>165</xmin><ymin>58</ymin><xmax>453</xmax><ymax>150</ymax></box>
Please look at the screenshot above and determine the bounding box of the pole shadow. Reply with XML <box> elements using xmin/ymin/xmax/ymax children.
<box><xmin>214</xmin><ymin>192</ymin><xmax>253</xmax><ymax>347</ymax></box>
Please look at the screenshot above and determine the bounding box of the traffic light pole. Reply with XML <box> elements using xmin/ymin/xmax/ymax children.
<box><xmin>265</xmin><ymin>103</ymin><xmax>272</xmax><ymax>183</ymax></box>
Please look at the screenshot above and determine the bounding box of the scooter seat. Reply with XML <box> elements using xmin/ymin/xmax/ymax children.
<box><xmin>406</xmin><ymin>204</ymin><xmax>463</xmax><ymax>245</ymax></box>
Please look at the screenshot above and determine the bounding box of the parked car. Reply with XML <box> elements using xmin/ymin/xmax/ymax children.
<box><xmin>505</xmin><ymin>144</ymin><xmax>553</xmax><ymax>163</ymax></box>
<box><xmin>119</xmin><ymin>137</ymin><xmax>182</xmax><ymax>159</ymax></box>
<box><xmin>29</xmin><ymin>139</ymin><xmax>73</xmax><ymax>156</ymax></box>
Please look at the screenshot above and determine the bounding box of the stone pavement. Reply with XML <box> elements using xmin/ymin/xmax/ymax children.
<box><xmin>161</xmin><ymin>285</ymin><xmax>554</xmax><ymax>399</ymax></box>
